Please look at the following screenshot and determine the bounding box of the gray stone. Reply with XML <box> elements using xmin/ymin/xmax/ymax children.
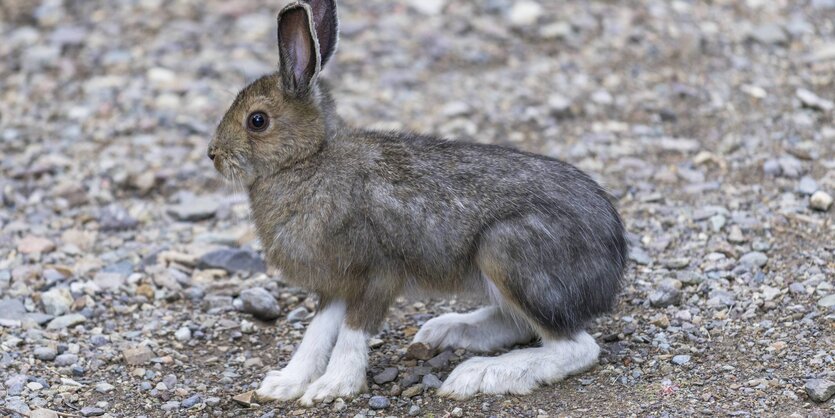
<box><xmin>98</xmin><ymin>204</ymin><xmax>139</xmax><ymax>231</ymax></box>
<box><xmin>286</xmin><ymin>306</ymin><xmax>310</xmax><ymax>323</ymax></box>
<box><xmin>763</xmin><ymin>159</ymin><xmax>781</xmax><ymax>176</ymax></box>
<box><xmin>167</xmin><ymin>196</ymin><xmax>220</xmax><ymax>221</ymax></box>
<box><xmin>747</xmin><ymin>23</ymin><xmax>788</xmax><ymax>45</ymax></box>
<box><xmin>789</xmin><ymin>283</ymin><xmax>805</xmax><ymax>294</ymax></box>
<box><xmin>817</xmin><ymin>294</ymin><xmax>835</xmax><ymax>308</ymax></box>
<box><xmin>427</xmin><ymin>350</ymin><xmax>454</xmax><ymax>368</ymax></box>
<box><xmin>198</xmin><ymin>248</ymin><xmax>266</xmax><ymax>273</ymax></box>
<box><xmin>34</xmin><ymin>346</ymin><xmax>58</xmax><ymax>361</ymax></box>
<box><xmin>738</xmin><ymin>252</ymin><xmax>768</xmax><ymax>269</ymax></box>
<box><xmin>628</xmin><ymin>246</ymin><xmax>652</xmax><ymax>265</ymax></box>
<box><xmin>161</xmin><ymin>400</ymin><xmax>181</xmax><ymax>411</ymax></box>
<box><xmin>181</xmin><ymin>394</ymin><xmax>202</xmax><ymax>408</ymax></box>
<box><xmin>373</xmin><ymin>367</ymin><xmax>399</xmax><ymax>385</ymax></box>
<box><xmin>46</xmin><ymin>313</ymin><xmax>86</xmax><ymax>330</ymax></box>
<box><xmin>41</xmin><ymin>287</ymin><xmax>74</xmax><ymax>316</ymax></box>
<box><xmin>672</xmin><ymin>355</ymin><xmax>691</xmax><ymax>365</ymax></box>
<box><xmin>707</xmin><ymin>290</ymin><xmax>736</xmax><ymax>307</ymax></box>
<box><xmin>0</xmin><ymin>298</ymin><xmax>26</xmax><ymax>320</ymax></box>
<box><xmin>55</xmin><ymin>353</ymin><xmax>79</xmax><ymax>366</ymax></box>
<box><xmin>778</xmin><ymin>156</ymin><xmax>804</xmax><ymax>178</ymax></box>
<box><xmin>797</xmin><ymin>88</ymin><xmax>834</xmax><ymax>111</ymax></box>
<box><xmin>95</xmin><ymin>382</ymin><xmax>115</xmax><ymax>393</ymax></box>
<box><xmin>805</xmin><ymin>379</ymin><xmax>835</xmax><ymax>402</ymax></box>
<box><xmin>422</xmin><ymin>374</ymin><xmax>443</xmax><ymax>388</ymax></box>
<box><xmin>408</xmin><ymin>405</ymin><xmax>422</xmax><ymax>416</ymax></box>
<box><xmin>797</xmin><ymin>176</ymin><xmax>819</xmax><ymax>195</ymax></box>
<box><xmin>80</xmin><ymin>406</ymin><xmax>105</xmax><ymax>417</ymax></box>
<box><xmin>649</xmin><ymin>282</ymin><xmax>680</xmax><ymax>308</ymax></box>
<box><xmin>4</xmin><ymin>397</ymin><xmax>30</xmax><ymax>415</ymax></box>
<box><xmin>174</xmin><ymin>327</ymin><xmax>192</xmax><ymax>342</ymax></box>
<box><xmin>368</xmin><ymin>395</ymin><xmax>390</xmax><ymax>410</ymax></box>
<box><xmin>238</xmin><ymin>287</ymin><xmax>281</xmax><ymax>320</ymax></box>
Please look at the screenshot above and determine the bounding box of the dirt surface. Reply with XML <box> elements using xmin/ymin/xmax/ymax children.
<box><xmin>1</xmin><ymin>0</ymin><xmax>834</xmax><ymax>417</ymax></box>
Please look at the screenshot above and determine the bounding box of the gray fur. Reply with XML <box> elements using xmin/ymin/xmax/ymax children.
<box><xmin>209</xmin><ymin>1</ymin><xmax>628</xmax><ymax>337</ymax></box>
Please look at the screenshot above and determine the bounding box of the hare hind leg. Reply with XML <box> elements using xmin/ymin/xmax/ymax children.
<box><xmin>438</xmin><ymin>216</ymin><xmax>605</xmax><ymax>399</ymax></box>
<box><xmin>438</xmin><ymin>330</ymin><xmax>599</xmax><ymax>399</ymax></box>
<box><xmin>412</xmin><ymin>304</ymin><xmax>535</xmax><ymax>353</ymax></box>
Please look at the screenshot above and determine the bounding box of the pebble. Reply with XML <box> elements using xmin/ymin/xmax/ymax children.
<box><xmin>373</xmin><ymin>367</ymin><xmax>399</xmax><ymax>385</ymax></box>
<box><xmin>809</xmin><ymin>191</ymin><xmax>833</xmax><ymax>211</ymax></box>
<box><xmin>80</xmin><ymin>407</ymin><xmax>106</xmax><ymax>417</ymax></box>
<box><xmin>408</xmin><ymin>405</ymin><xmax>422</xmax><ymax>416</ymax></box>
<box><xmin>17</xmin><ymin>235</ymin><xmax>56</xmax><ymax>254</ymax></box>
<box><xmin>408</xmin><ymin>0</ymin><xmax>446</xmax><ymax>15</ymax></box>
<box><xmin>238</xmin><ymin>287</ymin><xmax>281</xmax><ymax>320</ymax></box>
<box><xmin>797</xmin><ymin>176</ymin><xmax>819</xmax><ymax>195</ymax></box>
<box><xmin>818</xmin><ymin>294</ymin><xmax>835</xmax><ymax>308</ymax></box>
<box><xmin>181</xmin><ymin>394</ymin><xmax>202</xmax><ymax>408</ymax></box>
<box><xmin>286</xmin><ymin>306</ymin><xmax>310</xmax><ymax>323</ymax></box>
<box><xmin>167</xmin><ymin>196</ymin><xmax>220</xmax><ymax>221</ymax></box>
<box><xmin>233</xmin><ymin>390</ymin><xmax>255</xmax><ymax>407</ymax></box>
<box><xmin>31</xmin><ymin>409</ymin><xmax>60</xmax><ymax>418</ymax></box>
<box><xmin>422</xmin><ymin>374</ymin><xmax>443</xmax><ymax>389</ymax></box>
<box><xmin>198</xmin><ymin>248</ymin><xmax>267</xmax><ymax>273</ymax></box>
<box><xmin>161</xmin><ymin>400</ymin><xmax>181</xmax><ymax>411</ymax></box>
<box><xmin>746</xmin><ymin>23</ymin><xmax>788</xmax><ymax>45</ymax></box>
<box><xmin>805</xmin><ymin>379</ymin><xmax>835</xmax><ymax>402</ymax></box>
<box><xmin>123</xmin><ymin>345</ymin><xmax>154</xmax><ymax>365</ymax></box>
<box><xmin>508</xmin><ymin>1</ymin><xmax>543</xmax><ymax>26</ymax></box>
<box><xmin>738</xmin><ymin>252</ymin><xmax>768</xmax><ymax>269</ymax></box>
<box><xmin>95</xmin><ymin>382</ymin><xmax>115</xmax><ymax>393</ymax></box>
<box><xmin>368</xmin><ymin>395</ymin><xmax>390</xmax><ymax>410</ymax></box>
<box><xmin>797</xmin><ymin>88</ymin><xmax>834</xmax><ymax>111</ymax></box>
<box><xmin>427</xmin><ymin>350</ymin><xmax>454</xmax><ymax>368</ymax></box>
<box><xmin>402</xmin><ymin>384</ymin><xmax>424</xmax><ymax>398</ymax></box>
<box><xmin>672</xmin><ymin>355</ymin><xmax>691</xmax><ymax>365</ymax></box>
<box><xmin>406</xmin><ymin>342</ymin><xmax>434</xmax><ymax>360</ymax></box>
<box><xmin>41</xmin><ymin>287</ymin><xmax>74</xmax><ymax>316</ymax></box>
<box><xmin>34</xmin><ymin>346</ymin><xmax>58</xmax><ymax>361</ymax></box>
<box><xmin>55</xmin><ymin>353</ymin><xmax>79</xmax><ymax>367</ymax></box>
<box><xmin>98</xmin><ymin>204</ymin><xmax>139</xmax><ymax>231</ymax></box>
<box><xmin>174</xmin><ymin>327</ymin><xmax>192</xmax><ymax>342</ymax></box>
<box><xmin>46</xmin><ymin>313</ymin><xmax>86</xmax><ymax>330</ymax></box>
<box><xmin>649</xmin><ymin>280</ymin><xmax>681</xmax><ymax>308</ymax></box>
<box><xmin>451</xmin><ymin>407</ymin><xmax>464</xmax><ymax>417</ymax></box>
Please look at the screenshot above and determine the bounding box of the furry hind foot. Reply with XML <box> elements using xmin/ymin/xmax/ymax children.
<box><xmin>413</xmin><ymin>306</ymin><xmax>534</xmax><ymax>353</ymax></box>
<box><xmin>438</xmin><ymin>331</ymin><xmax>600</xmax><ymax>399</ymax></box>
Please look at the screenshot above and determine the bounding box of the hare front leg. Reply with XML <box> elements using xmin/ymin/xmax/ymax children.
<box><xmin>256</xmin><ymin>300</ymin><xmax>345</xmax><ymax>401</ymax></box>
<box><xmin>299</xmin><ymin>284</ymin><xmax>394</xmax><ymax>405</ymax></box>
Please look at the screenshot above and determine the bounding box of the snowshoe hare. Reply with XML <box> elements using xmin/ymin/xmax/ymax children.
<box><xmin>208</xmin><ymin>0</ymin><xmax>628</xmax><ymax>404</ymax></box>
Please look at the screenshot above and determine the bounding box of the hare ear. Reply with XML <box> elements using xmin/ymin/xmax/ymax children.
<box><xmin>277</xmin><ymin>2</ymin><xmax>319</xmax><ymax>94</ymax></box>
<box><xmin>302</xmin><ymin>0</ymin><xmax>339</xmax><ymax>67</ymax></box>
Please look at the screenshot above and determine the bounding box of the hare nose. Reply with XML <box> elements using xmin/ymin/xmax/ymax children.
<box><xmin>208</xmin><ymin>146</ymin><xmax>217</xmax><ymax>161</ymax></box>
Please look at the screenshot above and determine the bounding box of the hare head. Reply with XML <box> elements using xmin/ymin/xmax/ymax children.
<box><xmin>208</xmin><ymin>0</ymin><xmax>339</xmax><ymax>185</ymax></box>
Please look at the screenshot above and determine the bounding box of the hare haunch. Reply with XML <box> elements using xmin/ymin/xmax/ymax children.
<box><xmin>208</xmin><ymin>0</ymin><xmax>628</xmax><ymax>404</ymax></box>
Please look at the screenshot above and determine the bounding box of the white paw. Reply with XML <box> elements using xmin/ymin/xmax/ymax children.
<box><xmin>414</xmin><ymin>310</ymin><xmax>529</xmax><ymax>352</ymax></box>
<box><xmin>255</xmin><ymin>369</ymin><xmax>312</xmax><ymax>401</ymax></box>
<box><xmin>298</xmin><ymin>370</ymin><xmax>367</xmax><ymax>406</ymax></box>
<box><xmin>438</xmin><ymin>356</ymin><xmax>537</xmax><ymax>400</ymax></box>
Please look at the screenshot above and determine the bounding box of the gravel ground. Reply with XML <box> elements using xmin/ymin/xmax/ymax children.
<box><xmin>2</xmin><ymin>0</ymin><xmax>835</xmax><ymax>417</ymax></box>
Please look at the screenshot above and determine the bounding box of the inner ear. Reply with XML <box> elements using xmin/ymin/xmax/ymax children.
<box><xmin>277</xmin><ymin>5</ymin><xmax>319</xmax><ymax>92</ymax></box>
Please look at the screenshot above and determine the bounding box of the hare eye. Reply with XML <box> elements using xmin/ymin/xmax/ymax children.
<box><xmin>247</xmin><ymin>112</ymin><xmax>269</xmax><ymax>132</ymax></box>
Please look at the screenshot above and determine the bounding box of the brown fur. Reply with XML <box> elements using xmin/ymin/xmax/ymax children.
<box><xmin>209</xmin><ymin>1</ymin><xmax>628</xmax><ymax>337</ymax></box>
